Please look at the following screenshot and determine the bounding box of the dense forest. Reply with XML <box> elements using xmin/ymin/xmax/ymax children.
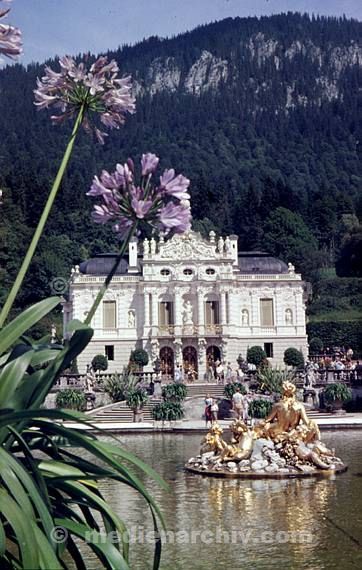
<box><xmin>0</xmin><ymin>13</ymin><xmax>361</xmax><ymax>335</ymax></box>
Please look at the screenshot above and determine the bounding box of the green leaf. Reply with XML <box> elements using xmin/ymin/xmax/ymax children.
<box><xmin>54</xmin><ymin>518</ymin><xmax>130</xmax><ymax>570</ymax></box>
<box><xmin>0</xmin><ymin>488</ymin><xmax>39</xmax><ymax>568</ymax></box>
<box><xmin>0</xmin><ymin>297</ymin><xmax>60</xmax><ymax>356</ymax></box>
<box><xmin>0</xmin><ymin>351</ymin><xmax>33</xmax><ymax>407</ymax></box>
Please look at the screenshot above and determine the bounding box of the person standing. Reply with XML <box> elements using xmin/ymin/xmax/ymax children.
<box><xmin>232</xmin><ymin>387</ymin><xmax>243</xmax><ymax>420</ymax></box>
<box><xmin>242</xmin><ymin>393</ymin><xmax>249</xmax><ymax>424</ymax></box>
<box><xmin>210</xmin><ymin>398</ymin><xmax>219</xmax><ymax>424</ymax></box>
<box><xmin>204</xmin><ymin>394</ymin><xmax>213</xmax><ymax>427</ymax></box>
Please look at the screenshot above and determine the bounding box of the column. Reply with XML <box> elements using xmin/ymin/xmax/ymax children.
<box><xmin>220</xmin><ymin>291</ymin><xmax>226</xmax><ymax>325</ymax></box>
<box><xmin>151</xmin><ymin>292</ymin><xmax>158</xmax><ymax>327</ymax></box>
<box><xmin>144</xmin><ymin>291</ymin><xmax>150</xmax><ymax>327</ymax></box>
<box><xmin>197</xmin><ymin>290</ymin><xmax>204</xmax><ymax>332</ymax></box>
<box><xmin>174</xmin><ymin>288</ymin><xmax>183</xmax><ymax>327</ymax></box>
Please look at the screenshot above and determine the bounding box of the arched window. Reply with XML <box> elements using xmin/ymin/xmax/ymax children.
<box><xmin>160</xmin><ymin>268</ymin><xmax>170</xmax><ymax>276</ymax></box>
<box><xmin>183</xmin><ymin>268</ymin><xmax>193</xmax><ymax>276</ymax></box>
<box><xmin>206</xmin><ymin>268</ymin><xmax>215</xmax><ymax>275</ymax></box>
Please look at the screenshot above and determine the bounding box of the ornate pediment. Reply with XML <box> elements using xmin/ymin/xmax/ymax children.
<box><xmin>155</xmin><ymin>231</ymin><xmax>219</xmax><ymax>261</ymax></box>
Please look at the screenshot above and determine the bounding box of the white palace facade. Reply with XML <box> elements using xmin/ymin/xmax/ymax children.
<box><xmin>63</xmin><ymin>231</ymin><xmax>309</xmax><ymax>378</ymax></box>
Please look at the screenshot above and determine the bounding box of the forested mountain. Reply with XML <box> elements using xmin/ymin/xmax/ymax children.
<box><xmin>0</xmin><ymin>12</ymin><xmax>361</xmax><ymax>312</ymax></box>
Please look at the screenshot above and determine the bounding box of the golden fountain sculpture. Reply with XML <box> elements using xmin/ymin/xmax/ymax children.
<box><xmin>186</xmin><ymin>382</ymin><xmax>347</xmax><ymax>478</ymax></box>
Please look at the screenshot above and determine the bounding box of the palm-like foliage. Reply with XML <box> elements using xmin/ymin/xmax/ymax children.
<box><xmin>0</xmin><ymin>298</ymin><xmax>165</xmax><ymax>569</ymax></box>
<box><xmin>256</xmin><ymin>366</ymin><xmax>297</xmax><ymax>395</ymax></box>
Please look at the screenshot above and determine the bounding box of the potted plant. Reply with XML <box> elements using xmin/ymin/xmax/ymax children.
<box><xmin>248</xmin><ymin>398</ymin><xmax>273</xmax><ymax>419</ymax></box>
<box><xmin>126</xmin><ymin>389</ymin><xmax>149</xmax><ymax>422</ymax></box>
<box><xmin>161</xmin><ymin>383</ymin><xmax>187</xmax><ymax>402</ymax></box>
<box><xmin>152</xmin><ymin>401</ymin><xmax>184</xmax><ymax>426</ymax></box>
<box><xmin>324</xmin><ymin>383</ymin><xmax>352</xmax><ymax>412</ymax></box>
<box><xmin>55</xmin><ymin>388</ymin><xmax>86</xmax><ymax>411</ymax></box>
<box><xmin>223</xmin><ymin>382</ymin><xmax>247</xmax><ymax>400</ymax></box>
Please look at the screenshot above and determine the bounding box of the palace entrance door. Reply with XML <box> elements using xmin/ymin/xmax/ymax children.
<box><xmin>182</xmin><ymin>346</ymin><xmax>198</xmax><ymax>381</ymax></box>
<box><xmin>159</xmin><ymin>346</ymin><xmax>174</xmax><ymax>378</ymax></box>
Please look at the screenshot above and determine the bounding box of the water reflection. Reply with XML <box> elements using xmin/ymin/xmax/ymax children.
<box><xmin>84</xmin><ymin>431</ymin><xmax>362</xmax><ymax>569</ymax></box>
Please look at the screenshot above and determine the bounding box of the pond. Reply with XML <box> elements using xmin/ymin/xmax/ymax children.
<box><xmin>87</xmin><ymin>431</ymin><xmax>362</xmax><ymax>569</ymax></box>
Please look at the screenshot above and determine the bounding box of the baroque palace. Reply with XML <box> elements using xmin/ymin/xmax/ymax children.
<box><xmin>63</xmin><ymin>231</ymin><xmax>309</xmax><ymax>378</ymax></box>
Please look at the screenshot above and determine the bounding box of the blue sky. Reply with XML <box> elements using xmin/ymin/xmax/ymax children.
<box><xmin>9</xmin><ymin>0</ymin><xmax>362</xmax><ymax>65</ymax></box>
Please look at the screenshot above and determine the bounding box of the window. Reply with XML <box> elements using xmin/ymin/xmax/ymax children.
<box><xmin>205</xmin><ymin>301</ymin><xmax>219</xmax><ymax>325</ymax></box>
<box><xmin>264</xmin><ymin>343</ymin><xmax>274</xmax><ymax>358</ymax></box>
<box><xmin>159</xmin><ymin>301</ymin><xmax>174</xmax><ymax>326</ymax></box>
<box><xmin>183</xmin><ymin>268</ymin><xmax>193</xmax><ymax>275</ymax></box>
<box><xmin>206</xmin><ymin>268</ymin><xmax>215</xmax><ymax>275</ymax></box>
<box><xmin>103</xmin><ymin>301</ymin><xmax>116</xmax><ymax>329</ymax></box>
<box><xmin>160</xmin><ymin>268</ymin><xmax>170</xmax><ymax>276</ymax></box>
<box><xmin>260</xmin><ymin>299</ymin><xmax>274</xmax><ymax>327</ymax></box>
<box><xmin>105</xmin><ymin>345</ymin><xmax>114</xmax><ymax>361</ymax></box>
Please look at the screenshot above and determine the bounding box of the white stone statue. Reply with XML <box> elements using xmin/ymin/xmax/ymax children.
<box><xmin>241</xmin><ymin>309</ymin><xmax>249</xmax><ymax>326</ymax></box>
<box><xmin>128</xmin><ymin>310</ymin><xmax>136</xmax><ymax>328</ymax></box>
<box><xmin>218</xmin><ymin>236</ymin><xmax>224</xmax><ymax>254</ymax></box>
<box><xmin>50</xmin><ymin>323</ymin><xmax>57</xmax><ymax>343</ymax></box>
<box><xmin>288</xmin><ymin>262</ymin><xmax>295</xmax><ymax>274</ymax></box>
<box><xmin>285</xmin><ymin>308</ymin><xmax>293</xmax><ymax>324</ymax></box>
<box><xmin>143</xmin><ymin>238</ymin><xmax>150</xmax><ymax>258</ymax></box>
<box><xmin>183</xmin><ymin>300</ymin><xmax>193</xmax><ymax>325</ymax></box>
<box><xmin>225</xmin><ymin>236</ymin><xmax>231</xmax><ymax>253</ymax></box>
<box><xmin>150</xmin><ymin>237</ymin><xmax>156</xmax><ymax>256</ymax></box>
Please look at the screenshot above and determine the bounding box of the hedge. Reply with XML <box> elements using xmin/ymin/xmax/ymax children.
<box><xmin>307</xmin><ymin>321</ymin><xmax>362</xmax><ymax>354</ymax></box>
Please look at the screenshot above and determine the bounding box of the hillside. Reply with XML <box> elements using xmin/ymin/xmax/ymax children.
<box><xmin>0</xmin><ymin>12</ymin><xmax>361</xmax><ymax>320</ymax></box>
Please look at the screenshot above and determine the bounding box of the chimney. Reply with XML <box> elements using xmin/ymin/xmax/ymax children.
<box><xmin>229</xmin><ymin>234</ymin><xmax>238</xmax><ymax>266</ymax></box>
<box><xmin>128</xmin><ymin>237</ymin><xmax>138</xmax><ymax>272</ymax></box>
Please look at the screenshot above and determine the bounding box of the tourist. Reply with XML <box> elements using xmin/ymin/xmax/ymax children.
<box><xmin>232</xmin><ymin>387</ymin><xmax>243</xmax><ymax>420</ymax></box>
<box><xmin>205</xmin><ymin>394</ymin><xmax>213</xmax><ymax>427</ymax></box>
<box><xmin>210</xmin><ymin>399</ymin><xmax>219</xmax><ymax>424</ymax></box>
<box><xmin>216</xmin><ymin>361</ymin><xmax>224</xmax><ymax>384</ymax></box>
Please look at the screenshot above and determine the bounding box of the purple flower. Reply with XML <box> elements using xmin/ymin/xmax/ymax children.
<box><xmin>88</xmin><ymin>153</ymin><xmax>192</xmax><ymax>237</ymax></box>
<box><xmin>159</xmin><ymin>169</ymin><xmax>190</xmax><ymax>200</ymax></box>
<box><xmin>158</xmin><ymin>202</ymin><xmax>192</xmax><ymax>234</ymax></box>
<box><xmin>141</xmin><ymin>153</ymin><xmax>159</xmax><ymax>176</ymax></box>
<box><xmin>0</xmin><ymin>0</ymin><xmax>22</xmax><ymax>60</ymax></box>
<box><xmin>34</xmin><ymin>55</ymin><xmax>135</xmax><ymax>143</ymax></box>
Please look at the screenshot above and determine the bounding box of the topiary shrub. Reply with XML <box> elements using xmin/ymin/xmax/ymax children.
<box><xmin>130</xmin><ymin>348</ymin><xmax>149</xmax><ymax>368</ymax></box>
<box><xmin>162</xmin><ymin>383</ymin><xmax>187</xmax><ymax>402</ymax></box>
<box><xmin>247</xmin><ymin>346</ymin><xmax>267</xmax><ymax>367</ymax></box>
<box><xmin>283</xmin><ymin>347</ymin><xmax>305</xmax><ymax>368</ymax></box>
<box><xmin>223</xmin><ymin>383</ymin><xmax>247</xmax><ymax>400</ymax></box>
<box><xmin>248</xmin><ymin>398</ymin><xmax>273</xmax><ymax>419</ymax></box>
<box><xmin>92</xmin><ymin>354</ymin><xmax>108</xmax><ymax>372</ymax></box>
<box><xmin>309</xmin><ymin>337</ymin><xmax>323</xmax><ymax>355</ymax></box>
<box><xmin>55</xmin><ymin>389</ymin><xmax>86</xmax><ymax>411</ymax></box>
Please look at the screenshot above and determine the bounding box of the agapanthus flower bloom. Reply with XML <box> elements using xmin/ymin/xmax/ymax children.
<box><xmin>87</xmin><ymin>152</ymin><xmax>192</xmax><ymax>236</ymax></box>
<box><xmin>34</xmin><ymin>54</ymin><xmax>136</xmax><ymax>143</ymax></box>
<box><xmin>0</xmin><ymin>0</ymin><xmax>22</xmax><ymax>60</ymax></box>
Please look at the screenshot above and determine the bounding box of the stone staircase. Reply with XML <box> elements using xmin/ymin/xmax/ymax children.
<box><xmin>86</xmin><ymin>382</ymin><xmax>341</xmax><ymax>424</ymax></box>
<box><xmin>88</xmin><ymin>399</ymin><xmax>161</xmax><ymax>423</ymax></box>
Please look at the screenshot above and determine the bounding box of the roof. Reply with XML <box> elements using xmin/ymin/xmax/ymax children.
<box><xmin>237</xmin><ymin>251</ymin><xmax>289</xmax><ymax>274</ymax></box>
<box><xmin>79</xmin><ymin>250</ymin><xmax>288</xmax><ymax>275</ymax></box>
<box><xmin>79</xmin><ymin>254</ymin><xmax>136</xmax><ymax>275</ymax></box>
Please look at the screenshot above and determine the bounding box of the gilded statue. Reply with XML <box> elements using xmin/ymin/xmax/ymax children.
<box><xmin>195</xmin><ymin>381</ymin><xmax>344</xmax><ymax>474</ymax></box>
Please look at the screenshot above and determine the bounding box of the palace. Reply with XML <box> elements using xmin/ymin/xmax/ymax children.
<box><xmin>63</xmin><ymin>231</ymin><xmax>309</xmax><ymax>377</ymax></box>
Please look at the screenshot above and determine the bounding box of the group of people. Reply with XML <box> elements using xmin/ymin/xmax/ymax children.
<box><xmin>205</xmin><ymin>359</ymin><xmax>248</xmax><ymax>384</ymax></box>
<box><xmin>204</xmin><ymin>387</ymin><xmax>250</xmax><ymax>428</ymax></box>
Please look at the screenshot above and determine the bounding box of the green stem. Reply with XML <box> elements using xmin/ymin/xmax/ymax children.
<box><xmin>0</xmin><ymin>105</ymin><xmax>85</xmax><ymax>328</ymax></box>
<box><xmin>84</xmin><ymin>222</ymin><xmax>138</xmax><ymax>325</ymax></box>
